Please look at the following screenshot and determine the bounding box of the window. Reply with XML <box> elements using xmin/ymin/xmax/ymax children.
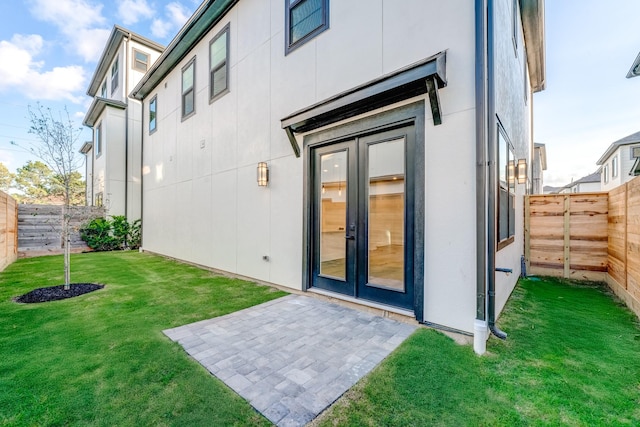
<box><xmin>100</xmin><ymin>81</ymin><xmax>107</xmax><ymax>98</ymax></box>
<box><xmin>612</xmin><ymin>155</ymin><xmax>618</xmax><ymax>178</ymax></box>
<box><xmin>209</xmin><ymin>24</ymin><xmax>230</xmax><ymax>102</ymax></box>
<box><xmin>631</xmin><ymin>145</ymin><xmax>640</xmax><ymax>159</ymax></box>
<box><xmin>133</xmin><ymin>49</ymin><xmax>150</xmax><ymax>72</ymax></box>
<box><xmin>603</xmin><ymin>164</ymin><xmax>609</xmax><ymax>184</ymax></box>
<box><xmin>181</xmin><ymin>58</ymin><xmax>195</xmax><ymax>119</ymax></box>
<box><xmin>149</xmin><ymin>96</ymin><xmax>157</xmax><ymax>133</ymax></box>
<box><xmin>95</xmin><ymin>123</ymin><xmax>102</xmax><ymax>158</ymax></box>
<box><xmin>95</xmin><ymin>192</ymin><xmax>103</xmax><ymax>207</ymax></box>
<box><xmin>111</xmin><ymin>58</ymin><xmax>119</xmax><ymax>94</ymax></box>
<box><xmin>285</xmin><ymin>0</ymin><xmax>329</xmax><ymax>53</ymax></box>
<box><xmin>498</xmin><ymin>125</ymin><xmax>515</xmax><ymax>248</ymax></box>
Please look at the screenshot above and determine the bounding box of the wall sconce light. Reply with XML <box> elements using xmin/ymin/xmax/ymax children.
<box><xmin>257</xmin><ymin>162</ymin><xmax>269</xmax><ymax>187</ymax></box>
<box><xmin>517</xmin><ymin>158</ymin><xmax>527</xmax><ymax>184</ymax></box>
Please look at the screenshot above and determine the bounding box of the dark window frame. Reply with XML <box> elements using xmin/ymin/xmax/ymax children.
<box><xmin>111</xmin><ymin>58</ymin><xmax>119</xmax><ymax>95</ymax></box>
<box><xmin>631</xmin><ymin>145</ymin><xmax>640</xmax><ymax>159</ymax></box>
<box><xmin>285</xmin><ymin>0</ymin><xmax>329</xmax><ymax>55</ymax></box>
<box><xmin>512</xmin><ymin>0</ymin><xmax>519</xmax><ymax>56</ymax></box>
<box><xmin>497</xmin><ymin>123</ymin><xmax>515</xmax><ymax>250</ymax></box>
<box><xmin>149</xmin><ymin>95</ymin><xmax>157</xmax><ymax>134</ymax></box>
<box><xmin>95</xmin><ymin>122</ymin><xmax>103</xmax><ymax>159</ymax></box>
<box><xmin>209</xmin><ymin>23</ymin><xmax>230</xmax><ymax>103</ymax></box>
<box><xmin>181</xmin><ymin>57</ymin><xmax>196</xmax><ymax>120</ymax></box>
<box><xmin>100</xmin><ymin>80</ymin><xmax>107</xmax><ymax>98</ymax></box>
<box><xmin>132</xmin><ymin>48</ymin><xmax>150</xmax><ymax>72</ymax></box>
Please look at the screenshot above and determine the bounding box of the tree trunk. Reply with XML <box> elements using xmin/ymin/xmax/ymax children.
<box><xmin>63</xmin><ymin>199</ymin><xmax>71</xmax><ymax>290</ymax></box>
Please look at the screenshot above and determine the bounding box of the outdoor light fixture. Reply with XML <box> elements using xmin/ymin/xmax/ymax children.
<box><xmin>517</xmin><ymin>159</ymin><xmax>527</xmax><ymax>184</ymax></box>
<box><xmin>257</xmin><ymin>162</ymin><xmax>269</xmax><ymax>186</ymax></box>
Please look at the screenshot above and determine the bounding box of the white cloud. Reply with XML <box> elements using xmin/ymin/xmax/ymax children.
<box><xmin>0</xmin><ymin>35</ymin><xmax>86</xmax><ymax>103</ymax></box>
<box><xmin>151</xmin><ymin>2</ymin><xmax>192</xmax><ymax>39</ymax></box>
<box><xmin>117</xmin><ymin>0</ymin><xmax>155</xmax><ymax>26</ymax></box>
<box><xmin>27</xmin><ymin>0</ymin><xmax>110</xmax><ymax>62</ymax></box>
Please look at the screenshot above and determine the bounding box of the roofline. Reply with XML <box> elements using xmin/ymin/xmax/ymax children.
<box><xmin>87</xmin><ymin>25</ymin><xmax>165</xmax><ymax>97</ymax></box>
<box><xmin>521</xmin><ymin>0</ymin><xmax>546</xmax><ymax>92</ymax></box>
<box><xmin>79</xmin><ymin>141</ymin><xmax>93</xmax><ymax>154</ymax></box>
<box><xmin>83</xmin><ymin>97</ymin><xmax>127</xmax><ymax>127</ymax></box>
<box><xmin>627</xmin><ymin>51</ymin><xmax>640</xmax><ymax>78</ymax></box>
<box><xmin>596</xmin><ymin>136</ymin><xmax>640</xmax><ymax>165</ymax></box>
<box><xmin>131</xmin><ymin>0</ymin><xmax>238</xmax><ymax>100</ymax></box>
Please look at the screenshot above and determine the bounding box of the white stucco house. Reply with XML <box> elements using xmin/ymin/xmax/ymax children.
<box><xmin>81</xmin><ymin>26</ymin><xmax>164</xmax><ymax>219</ymax></box>
<box><xmin>596</xmin><ymin>131</ymin><xmax>640</xmax><ymax>192</ymax></box>
<box><xmin>531</xmin><ymin>142</ymin><xmax>546</xmax><ymax>194</ymax></box>
<box><xmin>558</xmin><ymin>171</ymin><xmax>601</xmax><ymax>194</ymax></box>
<box><xmin>92</xmin><ymin>0</ymin><xmax>555</xmax><ymax>355</ymax></box>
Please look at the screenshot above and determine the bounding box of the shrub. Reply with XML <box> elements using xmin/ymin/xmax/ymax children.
<box><xmin>81</xmin><ymin>217</ymin><xmax>141</xmax><ymax>251</ymax></box>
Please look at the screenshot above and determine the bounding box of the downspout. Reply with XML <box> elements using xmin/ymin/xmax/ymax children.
<box><xmin>474</xmin><ymin>0</ymin><xmax>489</xmax><ymax>355</ymax></box>
<box><xmin>487</xmin><ymin>0</ymin><xmax>507</xmax><ymax>340</ymax></box>
<box><xmin>124</xmin><ymin>34</ymin><xmax>130</xmax><ymax>219</ymax></box>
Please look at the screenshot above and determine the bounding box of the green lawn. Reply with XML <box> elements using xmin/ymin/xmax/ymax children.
<box><xmin>316</xmin><ymin>278</ymin><xmax>640</xmax><ymax>426</ymax></box>
<box><xmin>0</xmin><ymin>251</ymin><xmax>286</xmax><ymax>426</ymax></box>
<box><xmin>2</xmin><ymin>254</ymin><xmax>640</xmax><ymax>426</ymax></box>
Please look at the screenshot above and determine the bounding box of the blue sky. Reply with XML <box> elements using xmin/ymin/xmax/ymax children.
<box><xmin>0</xmin><ymin>0</ymin><xmax>639</xmax><ymax>188</ymax></box>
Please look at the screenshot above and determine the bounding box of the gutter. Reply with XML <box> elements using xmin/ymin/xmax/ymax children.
<box><xmin>474</xmin><ymin>0</ymin><xmax>488</xmax><ymax>355</ymax></box>
<box><xmin>487</xmin><ymin>0</ymin><xmax>507</xmax><ymax>341</ymax></box>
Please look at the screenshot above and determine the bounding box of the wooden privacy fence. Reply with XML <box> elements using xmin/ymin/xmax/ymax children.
<box><xmin>525</xmin><ymin>176</ymin><xmax>640</xmax><ymax>318</ymax></box>
<box><xmin>607</xmin><ymin>179</ymin><xmax>640</xmax><ymax>316</ymax></box>
<box><xmin>0</xmin><ymin>191</ymin><xmax>18</xmax><ymax>271</ymax></box>
<box><xmin>525</xmin><ymin>192</ymin><xmax>608</xmax><ymax>281</ymax></box>
<box><xmin>18</xmin><ymin>204</ymin><xmax>105</xmax><ymax>258</ymax></box>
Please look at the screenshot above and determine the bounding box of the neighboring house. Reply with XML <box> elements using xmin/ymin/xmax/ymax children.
<box><xmin>558</xmin><ymin>171</ymin><xmax>601</xmax><ymax>194</ymax></box>
<box><xmin>596</xmin><ymin>130</ymin><xmax>640</xmax><ymax>192</ymax></box>
<box><xmin>129</xmin><ymin>0</ymin><xmax>545</xmax><ymax>355</ymax></box>
<box><xmin>81</xmin><ymin>26</ymin><xmax>164</xmax><ymax>219</ymax></box>
<box><xmin>543</xmin><ymin>185</ymin><xmax>562</xmax><ymax>194</ymax></box>
<box><xmin>531</xmin><ymin>143</ymin><xmax>547</xmax><ymax>194</ymax></box>
<box><xmin>627</xmin><ymin>51</ymin><xmax>640</xmax><ymax>78</ymax></box>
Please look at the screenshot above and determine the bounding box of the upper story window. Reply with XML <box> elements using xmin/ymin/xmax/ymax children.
<box><xmin>133</xmin><ymin>49</ymin><xmax>150</xmax><ymax>72</ymax></box>
<box><xmin>630</xmin><ymin>145</ymin><xmax>640</xmax><ymax>159</ymax></box>
<box><xmin>498</xmin><ymin>124</ymin><xmax>515</xmax><ymax>249</ymax></box>
<box><xmin>95</xmin><ymin>123</ymin><xmax>103</xmax><ymax>158</ymax></box>
<box><xmin>149</xmin><ymin>96</ymin><xmax>157</xmax><ymax>133</ymax></box>
<box><xmin>209</xmin><ymin>24</ymin><xmax>230</xmax><ymax>102</ymax></box>
<box><xmin>100</xmin><ymin>81</ymin><xmax>107</xmax><ymax>98</ymax></box>
<box><xmin>603</xmin><ymin>164</ymin><xmax>609</xmax><ymax>184</ymax></box>
<box><xmin>181</xmin><ymin>58</ymin><xmax>196</xmax><ymax>119</ymax></box>
<box><xmin>285</xmin><ymin>0</ymin><xmax>329</xmax><ymax>54</ymax></box>
<box><xmin>612</xmin><ymin>155</ymin><xmax>618</xmax><ymax>178</ymax></box>
<box><xmin>111</xmin><ymin>58</ymin><xmax>119</xmax><ymax>95</ymax></box>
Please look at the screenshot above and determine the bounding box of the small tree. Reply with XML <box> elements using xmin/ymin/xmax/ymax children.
<box><xmin>0</xmin><ymin>162</ymin><xmax>14</xmax><ymax>193</ymax></box>
<box><xmin>23</xmin><ymin>103</ymin><xmax>84</xmax><ymax>290</ymax></box>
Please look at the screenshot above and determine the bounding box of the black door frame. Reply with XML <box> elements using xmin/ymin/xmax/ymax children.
<box><xmin>302</xmin><ymin>102</ymin><xmax>425</xmax><ymax>321</ymax></box>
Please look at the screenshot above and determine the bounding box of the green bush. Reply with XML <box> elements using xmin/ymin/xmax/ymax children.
<box><xmin>81</xmin><ymin>216</ymin><xmax>141</xmax><ymax>251</ymax></box>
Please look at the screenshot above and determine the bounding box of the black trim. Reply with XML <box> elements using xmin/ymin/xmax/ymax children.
<box><xmin>302</xmin><ymin>102</ymin><xmax>425</xmax><ymax>321</ymax></box>
<box><xmin>149</xmin><ymin>95</ymin><xmax>158</xmax><ymax>134</ymax></box>
<box><xmin>285</xmin><ymin>0</ymin><xmax>330</xmax><ymax>55</ymax></box>
<box><xmin>282</xmin><ymin>52</ymin><xmax>446</xmax><ymax>157</ymax></box>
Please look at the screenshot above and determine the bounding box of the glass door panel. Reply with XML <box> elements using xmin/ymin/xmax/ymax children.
<box><xmin>319</xmin><ymin>151</ymin><xmax>347</xmax><ymax>279</ymax></box>
<box><xmin>367</xmin><ymin>138</ymin><xmax>405</xmax><ymax>291</ymax></box>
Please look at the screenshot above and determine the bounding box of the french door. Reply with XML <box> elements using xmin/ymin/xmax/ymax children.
<box><xmin>310</xmin><ymin>125</ymin><xmax>415</xmax><ymax>310</ymax></box>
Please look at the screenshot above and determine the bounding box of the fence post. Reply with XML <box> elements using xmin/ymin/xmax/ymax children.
<box><xmin>563</xmin><ymin>194</ymin><xmax>570</xmax><ymax>278</ymax></box>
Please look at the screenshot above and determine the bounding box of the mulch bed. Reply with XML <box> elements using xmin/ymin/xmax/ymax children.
<box><xmin>14</xmin><ymin>284</ymin><xmax>104</xmax><ymax>303</ymax></box>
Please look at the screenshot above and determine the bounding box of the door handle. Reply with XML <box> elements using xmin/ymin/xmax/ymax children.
<box><xmin>344</xmin><ymin>235</ymin><xmax>355</xmax><ymax>240</ymax></box>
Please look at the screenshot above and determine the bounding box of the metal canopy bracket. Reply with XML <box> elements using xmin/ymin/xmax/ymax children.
<box><xmin>281</xmin><ymin>51</ymin><xmax>447</xmax><ymax>157</ymax></box>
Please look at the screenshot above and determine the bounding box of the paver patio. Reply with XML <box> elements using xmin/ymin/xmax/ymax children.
<box><xmin>164</xmin><ymin>294</ymin><xmax>417</xmax><ymax>426</ymax></box>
